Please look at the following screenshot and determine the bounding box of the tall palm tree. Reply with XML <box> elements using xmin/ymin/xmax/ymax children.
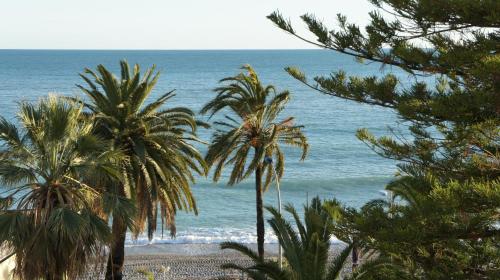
<box><xmin>77</xmin><ymin>61</ymin><xmax>207</xmax><ymax>280</ymax></box>
<box><xmin>220</xmin><ymin>197</ymin><xmax>353</xmax><ymax>280</ymax></box>
<box><xmin>201</xmin><ymin>65</ymin><xmax>308</xmax><ymax>259</ymax></box>
<box><xmin>0</xmin><ymin>96</ymin><xmax>122</xmax><ymax>280</ymax></box>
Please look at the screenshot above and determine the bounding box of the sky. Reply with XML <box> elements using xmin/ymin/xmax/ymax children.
<box><xmin>0</xmin><ymin>0</ymin><xmax>373</xmax><ymax>50</ymax></box>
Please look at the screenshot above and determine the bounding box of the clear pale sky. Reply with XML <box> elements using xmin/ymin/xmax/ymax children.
<box><xmin>0</xmin><ymin>0</ymin><xmax>373</xmax><ymax>50</ymax></box>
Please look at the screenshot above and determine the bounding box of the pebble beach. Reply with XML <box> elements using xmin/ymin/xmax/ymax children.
<box><xmin>80</xmin><ymin>243</ymin><xmax>351</xmax><ymax>280</ymax></box>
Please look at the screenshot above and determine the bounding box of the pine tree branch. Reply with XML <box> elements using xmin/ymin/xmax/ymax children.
<box><xmin>288</xmin><ymin>70</ymin><xmax>396</xmax><ymax>108</ymax></box>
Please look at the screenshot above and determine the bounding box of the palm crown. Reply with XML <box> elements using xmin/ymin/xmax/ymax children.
<box><xmin>0</xmin><ymin>96</ymin><xmax>120</xmax><ymax>280</ymax></box>
<box><xmin>202</xmin><ymin>65</ymin><xmax>308</xmax><ymax>259</ymax></box>
<box><xmin>202</xmin><ymin>65</ymin><xmax>308</xmax><ymax>189</ymax></box>
<box><xmin>77</xmin><ymin>61</ymin><xmax>207</xmax><ymax>279</ymax></box>
<box><xmin>77</xmin><ymin>61</ymin><xmax>207</xmax><ymax>239</ymax></box>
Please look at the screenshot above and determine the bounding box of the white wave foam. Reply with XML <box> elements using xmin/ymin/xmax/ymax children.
<box><xmin>125</xmin><ymin>227</ymin><xmax>341</xmax><ymax>246</ymax></box>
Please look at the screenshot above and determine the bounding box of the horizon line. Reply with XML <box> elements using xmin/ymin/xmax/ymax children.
<box><xmin>0</xmin><ymin>47</ymin><xmax>323</xmax><ymax>51</ymax></box>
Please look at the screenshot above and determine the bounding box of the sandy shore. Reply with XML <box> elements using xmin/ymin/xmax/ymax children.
<box><xmin>80</xmin><ymin>243</ymin><xmax>350</xmax><ymax>280</ymax></box>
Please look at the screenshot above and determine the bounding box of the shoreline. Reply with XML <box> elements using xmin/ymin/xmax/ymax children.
<box><xmin>125</xmin><ymin>243</ymin><xmax>282</xmax><ymax>256</ymax></box>
<box><xmin>81</xmin><ymin>243</ymin><xmax>350</xmax><ymax>279</ymax></box>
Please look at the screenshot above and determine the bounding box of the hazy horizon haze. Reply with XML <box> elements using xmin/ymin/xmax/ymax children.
<box><xmin>1</xmin><ymin>0</ymin><xmax>372</xmax><ymax>50</ymax></box>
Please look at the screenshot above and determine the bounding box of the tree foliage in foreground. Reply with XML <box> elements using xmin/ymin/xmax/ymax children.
<box><xmin>269</xmin><ymin>0</ymin><xmax>499</xmax><ymax>278</ymax></box>
<box><xmin>221</xmin><ymin>197</ymin><xmax>353</xmax><ymax>280</ymax></box>
<box><xmin>0</xmin><ymin>96</ymin><xmax>122</xmax><ymax>280</ymax></box>
<box><xmin>202</xmin><ymin>65</ymin><xmax>308</xmax><ymax>259</ymax></box>
<box><xmin>77</xmin><ymin>61</ymin><xmax>207</xmax><ymax>280</ymax></box>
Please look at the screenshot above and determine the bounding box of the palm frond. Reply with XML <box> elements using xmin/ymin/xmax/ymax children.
<box><xmin>0</xmin><ymin>96</ymin><xmax>119</xmax><ymax>279</ymax></box>
<box><xmin>221</xmin><ymin>197</ymin><xmax>353</xmax><ymax>280</ymax></box>
<box><xmin>77</xmin><ymin>60</ymin><xmax>206</xmax><ymax>240</ymax></box>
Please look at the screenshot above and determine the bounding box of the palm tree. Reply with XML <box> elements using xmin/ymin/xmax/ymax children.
<box><xmin>201</xmin><ymin>65</ymin><xmax>308</xmax><ymax>259</ymax></box>
<box><xmin>0</xmin><ymin>96</ymin><xmax>122</xmax><ymax>280</ymax></box>
<box><xmin>77</xmin><ymin>61</ymin><xmax>207</xmax><ymax>280</ymax></box>
<box><xmin>220</xmin><ymin>197</ymin><xmax>353</xmax><ymax>280</ymax></box>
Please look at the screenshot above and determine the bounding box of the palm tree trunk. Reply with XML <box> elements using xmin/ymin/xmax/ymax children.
<box><xmin>352</xmin><ymin>243</ymin><xmax>359</xmax><ymax>271</ymax></box>
<box><xmin>45</xmin><ymin>272</ymin><xmax>63</xmax><ymax>280</ymax></box>
<box><xmin>105</xmin><ymin>186</ymin><xmax>128</xmax><ymax>280</ymax></box>
<box><xmin>255</xmin><ymin>164</ymin><xmax>265</xmax><ymax>259</ymax></box>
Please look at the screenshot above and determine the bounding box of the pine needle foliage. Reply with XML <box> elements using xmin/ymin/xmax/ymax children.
<box><xmin>269</xmin><ymin>1</ymin><xmax>499</xmax><ymax>279</ymax></box>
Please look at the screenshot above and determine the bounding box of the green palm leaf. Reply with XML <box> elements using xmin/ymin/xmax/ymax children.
<box><xmin>203</xmin><ymin>65</ymin><xmax>309</xmax><ymax>258</ymax></box>
<box><xmin>0</xmin><ymin>96</ymin><xmax>122</xmax><ymax>279</ymax></box>
<box><xmin>77</xmin><ymin>60</ymin><xmax>206</xmax><ymax>278</ymax></box>
<box><xmin>221</xmin><ymin>197</ymin><xmax>354</xmax><ymax>280</ymax></box>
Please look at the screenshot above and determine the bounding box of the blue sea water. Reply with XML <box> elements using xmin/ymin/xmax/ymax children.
<box><xmin>0</xmin><ymin>49</ymin><xmax>409</xmax><ymax>244</ymax></box>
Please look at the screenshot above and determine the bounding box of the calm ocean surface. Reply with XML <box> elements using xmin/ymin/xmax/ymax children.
<box><xmin>0</xmin><ymin>50</ymin><xmax>408</xmax><ymax>244</ymax></box>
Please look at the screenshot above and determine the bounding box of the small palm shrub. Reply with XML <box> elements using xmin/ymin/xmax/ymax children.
<box><xmin>220</xmin><ymin>197</ymin><xmax>353</xmax><ymax>280</ymax></box>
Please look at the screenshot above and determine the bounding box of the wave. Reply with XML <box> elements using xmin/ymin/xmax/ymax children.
<box><xmin>125</xmin><ymin>228</ymin><xmax>342</xmax><ymax>246</ymax></box>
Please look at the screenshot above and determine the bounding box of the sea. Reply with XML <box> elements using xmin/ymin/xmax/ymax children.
<box><xmin>0</xmin><ymin>49</ymin><xmax>411</xmax><ymax>245</ymax></box>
